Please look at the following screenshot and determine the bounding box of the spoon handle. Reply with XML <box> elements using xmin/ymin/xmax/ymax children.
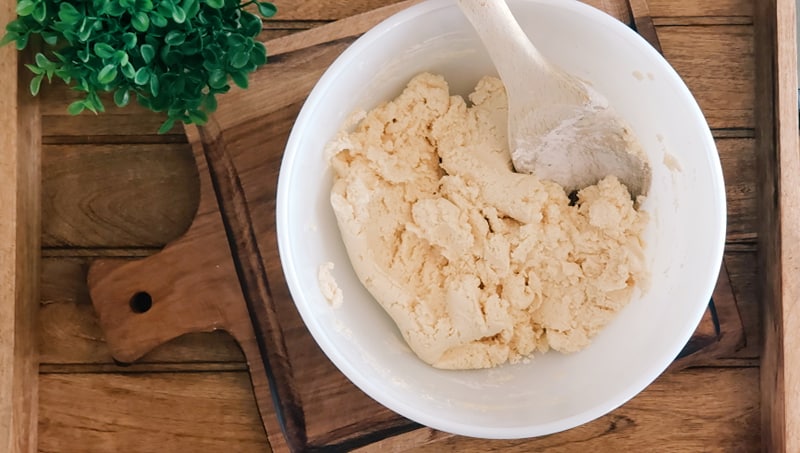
<box><xmin>457</xmin><ymin>0</ymin><xmax>546</xmax><ymax>85</ymax></box>
<box><xmin>456</xmin><ymin>0</ymin><xmax>583</xmax><ymax>103</ymax></box>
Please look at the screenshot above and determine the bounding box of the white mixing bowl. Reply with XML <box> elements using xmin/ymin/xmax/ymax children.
<box><xmin>276</xmin><ymin>0</ymin><xmax>726</xmax><ymax>439</ymax></box>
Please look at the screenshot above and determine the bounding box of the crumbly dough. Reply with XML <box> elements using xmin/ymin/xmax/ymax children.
<box><xmin>318</xmin><ymin>262</ymin><xmax>343</xmax><ymax>308</ymax></box>
<box><xmin>329</xmin><ymin>73</ymin><xmax>648</xmax><ymax>369</ymax></box>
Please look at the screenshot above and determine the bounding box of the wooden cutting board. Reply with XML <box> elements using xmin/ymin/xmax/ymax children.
<box><xmin>86</xmin><ymin>1</ymin><xmax>746</xmax><ymax>451</ymax></box>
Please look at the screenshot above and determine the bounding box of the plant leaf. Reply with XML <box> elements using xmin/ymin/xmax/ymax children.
<box><xmin>34</xmin><ymin>52</ymin><xmax>49</xmax><ymax>68</ymax></box>
<box><xmin>31</xmin><ymin>2</ymin><xmax>46</xmax><ymax>23</ymax></box>
<box><xmin>250</xmin><ymin>41</ymin><xmax>266</xmax><ymax>66</ymax></box>
<box><xmin>131</xmin><ymin>11</ymin><xmax>149</xmax><ymax>32</ymax></box>
<box><xmin>97</xmin><ymin>64</ymin><xmax>118</xmax><ymax>84</ymax></box>
<box><xmin>87</xmin><ymin>91</ymin><xmax>104</xmax><ymax>113</ymax></box>
<box><xmin>140</xmin><ymin>44</ymin><xmax>155</xmax><ymax>64</ymax></box>
<box><xmin>165</xmin><ymin>30</ymin><xmax>185</xmax><ymax>46</ymax></box>
<box><xmin>94</xmin><ymin>43</ymin><xmax>115</xmax><ymax>59</ymax></box>
<box><xmin>230</xmin><ymin>49</ymin><xmax>249</xmax><ymax>69</ymax></box>
<box><xmin>16</xmin><ymin>0</ymin><xmax>35</xmax><ymax>17</ymax></box>
<box><xmin>120</xmin><ymin>62</ymin><xmax>135</xmax><ymax>78</ymax></box>
<box><xmin>114</xmin><ymin>88</ymin><xmax>130</xmax><ymax>107</ymax></box>
<box><xmin>203</xmin><ymin>93</ymin><xmax>217</xmax><ymax>112</ymax></box>
<box><xmin>67</xmin><ymin>100</ymin><xmax>86</xmax><ymax>115</ymax></box>
<box><xmin>24</xmin><ymin>64</ymin><xmax>43</xmax><ymax>75</ymax></box>
<box><xmin>113</xmin><ymin>50</ymin><xmax>129</xmax><ymax>66</ymax></box>
<box><xmin>29</xmin><ymin>74</ymin><xmax>43</xmax><ymax>96</ymax></box>
<box><xmin>6</xmin><ymin>19</ymin><xmax>27</xmax><ymax>33</ymax></box>
<box><xmin>208</xmin><ymin>68</ymin><xmax>226</xmax><ymax>89</ymax></box>
<box><xmin>205</xmin><ymin>0</ymin><xmax>223</xmax><ymax>9</ymax></box>
<box><xmin>134</xmin><ymin>66</ymin><xmax>150</xmax><ymax>85</ymax></box>
<box><xmin>42</xmin><ymin>32</ymin><xmax>58</xmax><ymax>45</ymax></box>
<box><xmin>77</xmin><ymin>23</ymin><xmax>93</xmax><ymax>41</ymax></box>
<box><xmin>0</xmin><ymin>32</ymin><xmax>18</xmax><ymax>47</ymax></box>
<box><xmin>58</xmin><ymin>3</ymin><xmax>81</xmax><ymax>24</ymax></box>
<box><xmin>150</xmin><ymin>12</ymin><xmax>167</xmax><ymax>27</ymax></box>
<box><xmin>240</xmin><ymin>12</ymin><xmax>262</xmax><ymax>36</ymax></box>
<box><xmin>172</xmin><ymin>6</ymin><xmax>186</xmax><ymax>23</ymax></box>
<box><xmin>122</xmin><ymin>33</ymin><xmax>137</xmax><ymax>49</ymax></box>
<box><xmin>137</xmin><ymin>0</ymin><xmax>154</xmax><ymax>12</ymax></box>
<box><xmin>105</xmin><ymin>1</ymin><xmax>126</xmax><ymax>16</ymax></box>
<box><xmin>231</xmin><ymin>71</ymin><xmax>248</xmax><ymax>89</ymax></box>
<box><xmin>187</xmin><ymin>109</ymin><xmax>207</xmax><ymax>125</ymax></box>
<box><xmin>257</xmin><ymin>2</ymin><xmax>277</xmax><ymax>18</ymax></box>
<box><xmin>149</xmin><ymin>74</ymin><xmax>159</xmax><ymax>96</ymax></box>
<box><xmin>15</xmin><ymin>33</ymin><xmax>29</xmax><ymax>50</ymax></box>
<box><xmin>157</xmin><ymin>117</ymin><xmax>176</xmax><ymax>134</ymax></box>
<box><xmin>181</xmin><ymin>0</ymin><xmax>198</xmax><ymax>18</ymax></box>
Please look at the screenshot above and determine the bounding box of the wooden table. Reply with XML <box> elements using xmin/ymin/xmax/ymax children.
<box><xmin>30</xmin><ymin>0</ymin><xmax>768</xmax><ymax>451</ymax></box>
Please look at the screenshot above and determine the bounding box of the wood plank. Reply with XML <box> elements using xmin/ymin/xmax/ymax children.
<box><xmin>37</xmin><ymin>368</ymin><xmax>758</xmax><ymax>452</ymax></box>
<box><xmin>659</xmin><ymin>25</ymin><xmax>755</xmax><ymax>130</ymax></box>
<box><xmin>38</xmin><ymin>373</ymin><xmax>269</xmax><ymax>453</ymax></box>
<box><xmin>41</xmin><ymin>115</ymin><xmax>183</xmax><ymax>142</ymax></box>
<box><xmin>0</xmin><ymin>9</ymin><xmax>40</xmax><ymax>451</ymax></box>
<box><xmin>646</xmin><ymin>0</ymin><xmax>752</xmax><ymax>18</ymax></box>
<box><xmin>724</xmin><ymin>251</ymin><xmax>759</xmax><ymax>359</ymax></box>
<box><xmin>39</xmin><ymin>363</ymin><xmax>249</xmax><ymax>374</ymax></box>
<box><xmin>42</xmin><ymin>144</ymin><xmax>199</xmax><ymax>248</ymax></box>
<box><xmin>719</xmin><ymin>138</ymin><xmax>757</xmax><ymax>238</ymax></box>
<box><xmin>40</xmin><ymin>258</ymin><xmax>245</xmax><ymax>365</ymax></box>
<box><xmin>653</xmin><ymin>16</ymin><xmax>753</xmax><ymax>26</ymax></box>
<box><xmin>754</xmin><ymin>0</ymin><xmax>800</xmax><ymax>451</ymax></box>
<box><xmin>399</xmin><ymin>368</ymin><xmax>760</xmax><ymax>452</ymax></box>
<box><xmin>262</xmin><ymin>0</ymin><xmax>752</xmax><ymax>21</ymax></box>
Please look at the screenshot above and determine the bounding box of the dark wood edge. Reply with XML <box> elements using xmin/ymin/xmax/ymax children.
<box><xmin>755</xmin><ymin>0</ymin><xmax>800</xmax><ymax>451</ymax></box>
<box><xmin>626</xmin><ymin>0</ymin><xmax>663</xmax><ymax>53</ymax></box>
<box><xmin>195</xmin><ymin>121</ymin><xmax>308</xmax><ymax>452</ymax></box>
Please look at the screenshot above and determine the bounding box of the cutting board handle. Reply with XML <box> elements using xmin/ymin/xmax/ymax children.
<box><xmin>87</xmin><ymin>148</ymin><xmax>247</xmax><ymax>364</ymax></box>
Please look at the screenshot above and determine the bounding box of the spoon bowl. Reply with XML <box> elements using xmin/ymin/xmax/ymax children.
<box><xmin>457</xmin><ymin>0</ymin><xmax>651</xmax><ymax>197</ymax></box>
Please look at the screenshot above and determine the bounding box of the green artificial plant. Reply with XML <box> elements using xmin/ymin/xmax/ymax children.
<box><xmin>1</xmin><ymin>0</ymin><xmax>277</xmax><ymax>132</ymax></box>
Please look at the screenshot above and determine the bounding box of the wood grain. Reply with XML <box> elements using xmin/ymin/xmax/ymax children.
<box><xmin>263</xmin><ymin>0</ymin><xmax>423</xmax><ymax>57</ymax></box>
<box><xmin>263</xmin><ymin>0</ymin><xmax>751</xmax><ymax>21</ymax></box>
<box><xmin>38</xmin><ymin>373</ymin><xmax>269</xmax><ymax>453</ymax></box>
<box><xmin>42</xmin><ymin>144</ymin><xmax>199</xmax><ymax>249</ymax></box>
<box><xmin>659</xmin><ymin>25</ymin><xmax>754</xmax><ymax>130</ymax></box>
<box><xmin>196</xmin><ymin>117</ymin><xmax>308</xmax><ymax>450</ymax></box>
<box><xmin>35</xmin><ymin>368</ymin><xmax>759</xmax><ymax>453</ymax></box>
<box><xmin>754</xmin><ymin>0</ymin><xmax>800</xmax><ymax>451</ymax></box>
<box><xmin>403</xmin><ymin>368</ymin><xmax>760</xmax><ymax>452</ymax></box>
<box><xmin>40</xmin><ymin>258</ymin><xmax>245</xmax><ymax>365</ymax></box>
<box><xmin>0</xmin><ymin>21</ymin><xmax>41</xmax><ymax>453</ymax></box>
<box><xmin>718</xmin><ymin>138</ymin><xmax>757</xmax><ymax>238</ymax></box>
<box><xmin>628</xmin><ymin>0</ymin><xmax>662</xmax><ymax>52</ymax></box>
<box><xmin>646</xmin><ymin>0</ymin><xmax>752</xmax><ymax>18</ymax></box>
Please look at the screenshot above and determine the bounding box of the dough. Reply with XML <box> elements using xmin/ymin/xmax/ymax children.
<box><xmin>329</xmin><ymin>73</ymin><xmax>648</xmax><ymax>369</ymax></box>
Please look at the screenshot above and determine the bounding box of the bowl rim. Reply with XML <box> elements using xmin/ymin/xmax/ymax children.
<box><xmin>276</xmin><ymin>0</ymin><xmax>727</xmax><ymax>439</ymax></box>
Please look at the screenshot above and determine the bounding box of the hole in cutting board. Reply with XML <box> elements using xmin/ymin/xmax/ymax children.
<box><xmin>130</xmin><ymin>292</ymin><xmax>153</xmax><ymax>313</ymax></box>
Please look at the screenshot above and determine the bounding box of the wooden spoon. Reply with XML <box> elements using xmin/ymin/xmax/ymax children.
<box><xmin>457</xmin><ymin>0</ymin><xmax>651</xmax><ymax>198</ymax></box>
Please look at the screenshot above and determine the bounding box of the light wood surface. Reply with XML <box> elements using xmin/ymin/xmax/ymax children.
<box><xmin>0</xmin><ymin>2</ymin><xmax>41</xmax><ymax>450</ymax></box>
<box><xmin>25</xmin><ymin>0</ymin><xmax>778</xmax><ymax>450</ymax></box>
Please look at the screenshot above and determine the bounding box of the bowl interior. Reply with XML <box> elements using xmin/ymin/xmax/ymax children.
<box><xmin>276</xmin><ymin>0</ymin><xmax>726</xmax><ymax>439</ymax></box>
